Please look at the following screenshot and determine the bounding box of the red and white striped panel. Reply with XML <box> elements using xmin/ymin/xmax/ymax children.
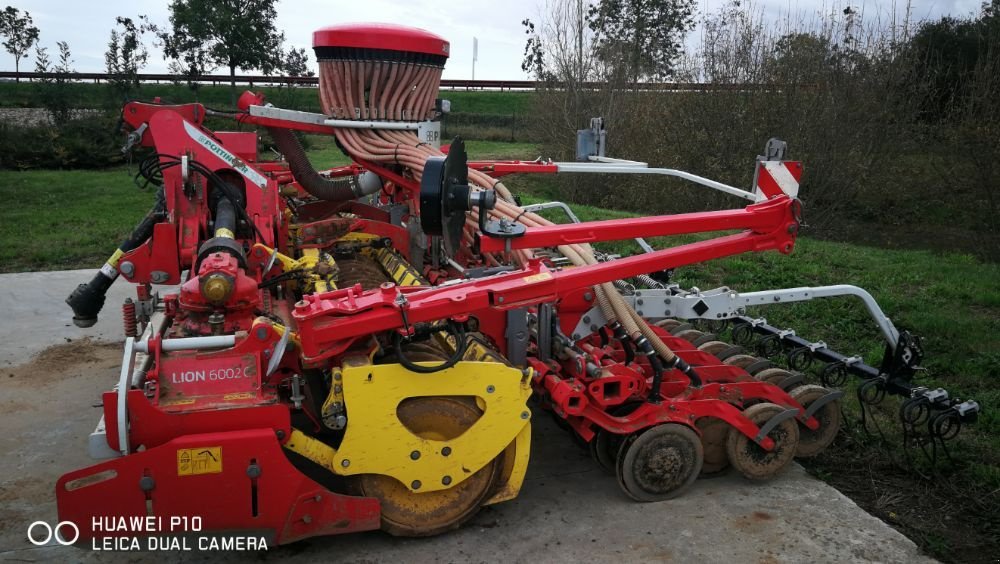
<box><xmin>755</xmin><ymin>161</ymin><xmax>803</xmax><ymax>199</ymax></box>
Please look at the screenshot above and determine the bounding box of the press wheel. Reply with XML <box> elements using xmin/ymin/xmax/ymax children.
<box><xmin>697</xmin><ymin>340</ymin><xmax>732</xmax><ymax>356</ymax></box>
<box><xmin>790</xmin><ymin>385</ymin><xmax>842</xmax><ymax>457</ymax></box>
<box><xmin>754</xmin><ymin>367</ymin><xmax>793</xmax><ymax>386</ymax></box>
<box><xmin>723</xmin><ymin>354</ymin><xmax>760</xmax><ymax>370</ymax></box>
<box><xmin>356</xmin><ymin>397</ymin><xmax>503</xmax><ymax>537</ymax></box>
<box><xmin>616</xmin><ymin>424</ymin><xmax>703</xmax><ymax>501</ymax></box>
<box><xmin>726</xmin><ymin>402</ymin><xmax>799</xmax><ymax>481</ymax></box>
<box><xmin>695</xmin><ymin>417</ymin><xmax>731</xmax><ymax>476</ymax></box>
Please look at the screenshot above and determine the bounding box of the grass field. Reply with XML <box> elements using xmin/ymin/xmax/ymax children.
<box><xmin>0</xmin><ymin>81</ymin><xmax>534</xmax><ymax>115</ymax></box>
<box><xmin>0</xmin><ymin>139</ymin><xmax>996</xmax><ymax>559</ymax></box>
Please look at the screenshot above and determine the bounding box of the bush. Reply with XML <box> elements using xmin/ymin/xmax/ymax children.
<box><xmin>0</xmin><ymin>112</ymin><xmax>126</xmax><ymax>170</ymax></box>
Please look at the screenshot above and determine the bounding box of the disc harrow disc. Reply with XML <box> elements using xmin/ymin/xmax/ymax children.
<box><xmin>726</xmin><ymin>402</ymin><xmax>800</xmax><ymax>481</ymax></box>
<box><xmin>356</xmin><ymin>397</ymin><xmax>504</xmax><ymax>537</ymax></box>
<box><xmin>616</xmin><ymin>424</ymin><xmax>703</xmax><ymax>501</ymax></box>
<box><xmin>789</xmin><ymin>384</ymin><xmax>842</xmax><ymax>457</ymax></box>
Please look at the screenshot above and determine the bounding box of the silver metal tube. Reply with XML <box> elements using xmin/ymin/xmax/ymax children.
<box><xmin>322</xmin><ymin>118</ymin><xmax>419</xmax><ymax>130</ymax></box>
<box><xmin>737</xmin><ymin>285</ymin><xmax>900</xmax><ymax>346</ymax></box>
<box><xmin>554</xmin><ymin>163</ymin><xmax>758</xmax><ymax>202</ymax></box>
<box><xmin>135</xmin><ymin>335</ymin><xmax>237</xmax><ymax>353</ymax></box>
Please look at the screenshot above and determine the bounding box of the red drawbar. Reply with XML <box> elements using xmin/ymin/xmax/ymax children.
<box><xmin>313</xmin><ymin>23</ymin><xmax>450</xmax><ymax>57</ymax></box>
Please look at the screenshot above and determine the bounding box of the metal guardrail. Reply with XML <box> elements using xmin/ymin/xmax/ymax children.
<box><xmin>0</xmin><ymin>72</ymin><xmax>814</xmax><ymax>92</ymax></box>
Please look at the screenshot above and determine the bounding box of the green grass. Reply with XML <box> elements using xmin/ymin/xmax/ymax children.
<box><xmin>0</xmin><ymin>82</ymin><xmax>534</xmax><ymax>114</ymax></box>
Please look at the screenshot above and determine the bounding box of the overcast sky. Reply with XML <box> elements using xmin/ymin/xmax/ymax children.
<box><xmin>1</xmin><ymin>0</ymin><xmax>986</xmax><ymax>79</ymax></box>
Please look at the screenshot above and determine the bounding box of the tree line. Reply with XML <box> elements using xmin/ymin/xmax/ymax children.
<box><xmin>0</xmin><ymin>0</ymin><xmax>311</xmax><ymax>98</ymax></box>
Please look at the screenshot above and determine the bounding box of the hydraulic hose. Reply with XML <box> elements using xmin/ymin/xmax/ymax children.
<box><xmin>66</xmin><ymin>187</ymin><xmax>166</xmax><ymax>327</ymax></box>
<box><xmin>269</xmin><ymin>127</ymin><xmax>376</xmax><ymax>202</ymax></box>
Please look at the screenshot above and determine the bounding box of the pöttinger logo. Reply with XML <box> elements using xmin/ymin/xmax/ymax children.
<box><xmin>27</xmin><ymin>521</ymin><xmax>80</xmax><ymax>546</ymax></box>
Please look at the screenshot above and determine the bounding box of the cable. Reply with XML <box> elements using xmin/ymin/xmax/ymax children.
<box><xmin>392</xmin><ymin>320</ymin><xmax>467</xmax><ymax>374</ymax></box>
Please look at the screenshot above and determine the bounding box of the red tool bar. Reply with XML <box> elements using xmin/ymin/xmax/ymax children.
<box><xmin>479</xmin><ymin>196</ymin><xmax>794</xmax><ymax>253</ymax></box>
<box><xmin>293</xmin><ymin>222</ymin><xmax>794</xmax><ymax>360</ymax></box>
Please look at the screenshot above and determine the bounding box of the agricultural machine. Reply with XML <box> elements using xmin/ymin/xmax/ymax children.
<box><xmin>56</xmin><ymin>23</ymin><xmax>980</xmax><ymax>544</ymax></box>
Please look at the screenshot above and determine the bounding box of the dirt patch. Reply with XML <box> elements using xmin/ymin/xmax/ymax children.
<box><xmin>4</xmin><ymin>338</ymin><xmax>121</xmax><ymax>387</ymax></box>
<box><xmin>802</xmin><ymin>431</ymin><xmax>1000</xmax><ymax>564</ymax></box>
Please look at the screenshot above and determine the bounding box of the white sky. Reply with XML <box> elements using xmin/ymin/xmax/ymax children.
<box><xmin>1</xmin><ymin>0</ymin><xmax>986</xmax><ymax>79</ymax></box>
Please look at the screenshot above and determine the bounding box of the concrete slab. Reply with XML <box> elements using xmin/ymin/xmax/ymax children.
<box><xmin>0</xmin><ymin>270</ymin><xmax>934</xmax><ymax>563</ymax></box>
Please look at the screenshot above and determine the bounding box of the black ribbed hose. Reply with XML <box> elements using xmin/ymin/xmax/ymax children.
<box><xmin>269</xmin><ymin>127</ymin><xmax>357</xmax><ymax>202</ymax></box>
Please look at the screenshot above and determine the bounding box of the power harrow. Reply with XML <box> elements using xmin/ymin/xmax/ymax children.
<box><xmin>56</xmin><ymin>23</ymin><xmax>981</xmax><ymax>545</ymax></box>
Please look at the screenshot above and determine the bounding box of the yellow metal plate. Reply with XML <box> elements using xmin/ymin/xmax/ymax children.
<box><xmin>334</xmin><ymin>359</ymin><xmax>531</xmax><ymax>493</ymax></box>
<box><xmin>176</xmin><ymin>447</ymin><xmax>223</xmax><ymax>476</ymax></box>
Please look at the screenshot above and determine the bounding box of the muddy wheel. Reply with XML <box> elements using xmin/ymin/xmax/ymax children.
<box><xmin>616</xmin><ymin>424</ymin><xmax>704</xmax><ymax>501</ymax></box>
<box><xmin>655</xmin><ymin>319</ymin><xmax>682</xmax><ymax>331</ymax></box>
<box><xmin>357</xmin><ymin>397</ymin><xmax>503</xmax><ymax>536</ymax></box>
<box><xmin>697</xmin><ymin>340</ymin><xmax>732</xmax><ymax>356</ymax></box>
<box><xmin>723</xmin><ymin>354</ymin><xmax>760</xmax><ymax>370</ymax></box>
<box><xmin>673</xmin><ymin>329</ymin><xmax>705</xmax><ymax>344</ymax></box>
<box><xmin>790</xmin><ymin>385</ymin><xmax>842</xmax><ymax>458</ymax></box>
<box><xmin>744</xmin><ymin>359</ymin><xmax>773</xmax><ymax>376</ymax></box>
<box><xmin>695</xmin><ymin>418</ymin><xmax>731</xmax><ymax>477</ymax></box>
<box><xmin>714</xmin><ymin>344</ymin><xmax>744</xmax><ymax>361</ymax></box>
<box><xmin>669</xmin><ymin>323</ymin><xmax>695</xmax><ymax>335</ymax></box>
<box><xmin>726</xmin><ymin>402</ymin><xmax>800</xmax><ymax>481</ymax></box>
<box><xmin>753</xmin><ymin>367</ymin><xmax>793</xmax><ymax>386</ymax></box>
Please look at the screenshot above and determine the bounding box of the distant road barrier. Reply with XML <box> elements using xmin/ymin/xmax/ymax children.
<box><xmin>0</xmin><ymin>71</ymin><xmax>811</xmax><ymax>92</ymax></box>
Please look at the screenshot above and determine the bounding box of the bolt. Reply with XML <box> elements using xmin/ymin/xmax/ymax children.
<box><xmin>276</xmin><ymin>429</ymin><xmax>285</xmax><ymax>440</ymax></box>
<box><xmin>664</xmin><ymin>298</ymin><xmax>672</xmax><ymax>304</ymax></box>
<box><xmin>584</xmin><ymin>292</ymin><xmax>594</xmax><ymax>301</ymax></box>
<box><xmin>120</xmin><ymin>261</ymin><xmax>135</xmax><ymax>277</ymax></box>
<box><xmin>497</xmin><ymin>296</ymin><xmax>505</xmax><ymax>304</ymax></box>
<box><xmin>486</xmin><ymin>385</ymin><xmax>495</xmax><ymax>393</ymax></box>
<box><xmin>590</xmin><ymin>324</ymin><xmax>598</xmax><ymax>332</ymax></box>
<box><xmin>442</xmin><ymin>476</ymin><xmax>452</xmax><ymax>485</ymax></box>
<box><xmin>637</xmin><ymin>310</ymin><xmax>644</xmax><ymax>316</ymax></box>
<box><xmin>247</xmin><ymin>464</ymin><xmax>261</xmax><ymax>478</ymax></box>
<box><xmin>256</xmin><ymin>327</ymin><xmax>269</xmax><ymax>340</ymax></box>
<box><xmin>341</xmin><ymin>459</ymin><xmax>350</xmax><ymax>468</ymax></box>
<box><xmin>302</xmin><ymin>515</ymin><xmax>312</xmax><ymax>524</ymax></box>
<box><xmin>333</xmin><ymin>372</ymin><xmax>342</xmax><ymax>381</ymax></box>
<box><xmin>411</xmin><ymin>480</ymin><xmax>422</xmax><ymax>490</ymax></box>
<box><xmin>572</xmin><ymin>333</ymin><xmax>581</xmax><ymax>340</ymax></box>
<box><xmin>637</xmin><ymin>299</ymin><xmax>644</xmax><ymax>305</ymax></box>
<box><xmin>139</xmin><ymin>476</ymin><xmax>155</xmax><ymax>492</ymax></box>
<box><xmin>314</xmin><ymin>495</ymin><xmax>323</xmax><ymax>502</ymax></box>
<box><xmin>410</xmin><ymin>450</ymin><xmax>421</xmax><ymax>460</ymax></box>
<box><xmin>773</xmin><ymin>296</ymin><xmax>781</xmax><ymax>302</ymax></box>
<box><xmin>520</xmin><ymin>411</ymin><xmax>530</xmax><ymax>420</ymax></box>
<box><xmin>441</xmin><ymin>446</ymin><xmax>452</xmax><ymax>456</ymax></box>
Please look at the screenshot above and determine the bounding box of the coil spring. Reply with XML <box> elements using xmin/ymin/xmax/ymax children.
<box><xmin>122</xmin><ymin>298</ymin><xmax>138</xmax><ymax>338</ymax></box>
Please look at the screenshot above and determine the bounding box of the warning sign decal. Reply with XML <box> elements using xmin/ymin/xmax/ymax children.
<box><xmin>177</xmin><ymin>447</ymin><xmax>223</xmax><ymax>476</ymax></box>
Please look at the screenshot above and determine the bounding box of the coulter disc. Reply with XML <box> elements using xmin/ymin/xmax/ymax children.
<box><xmin>356</xmin><ymin>397</ymin><xmax>503</xmax><ymax>537</ymax></box>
